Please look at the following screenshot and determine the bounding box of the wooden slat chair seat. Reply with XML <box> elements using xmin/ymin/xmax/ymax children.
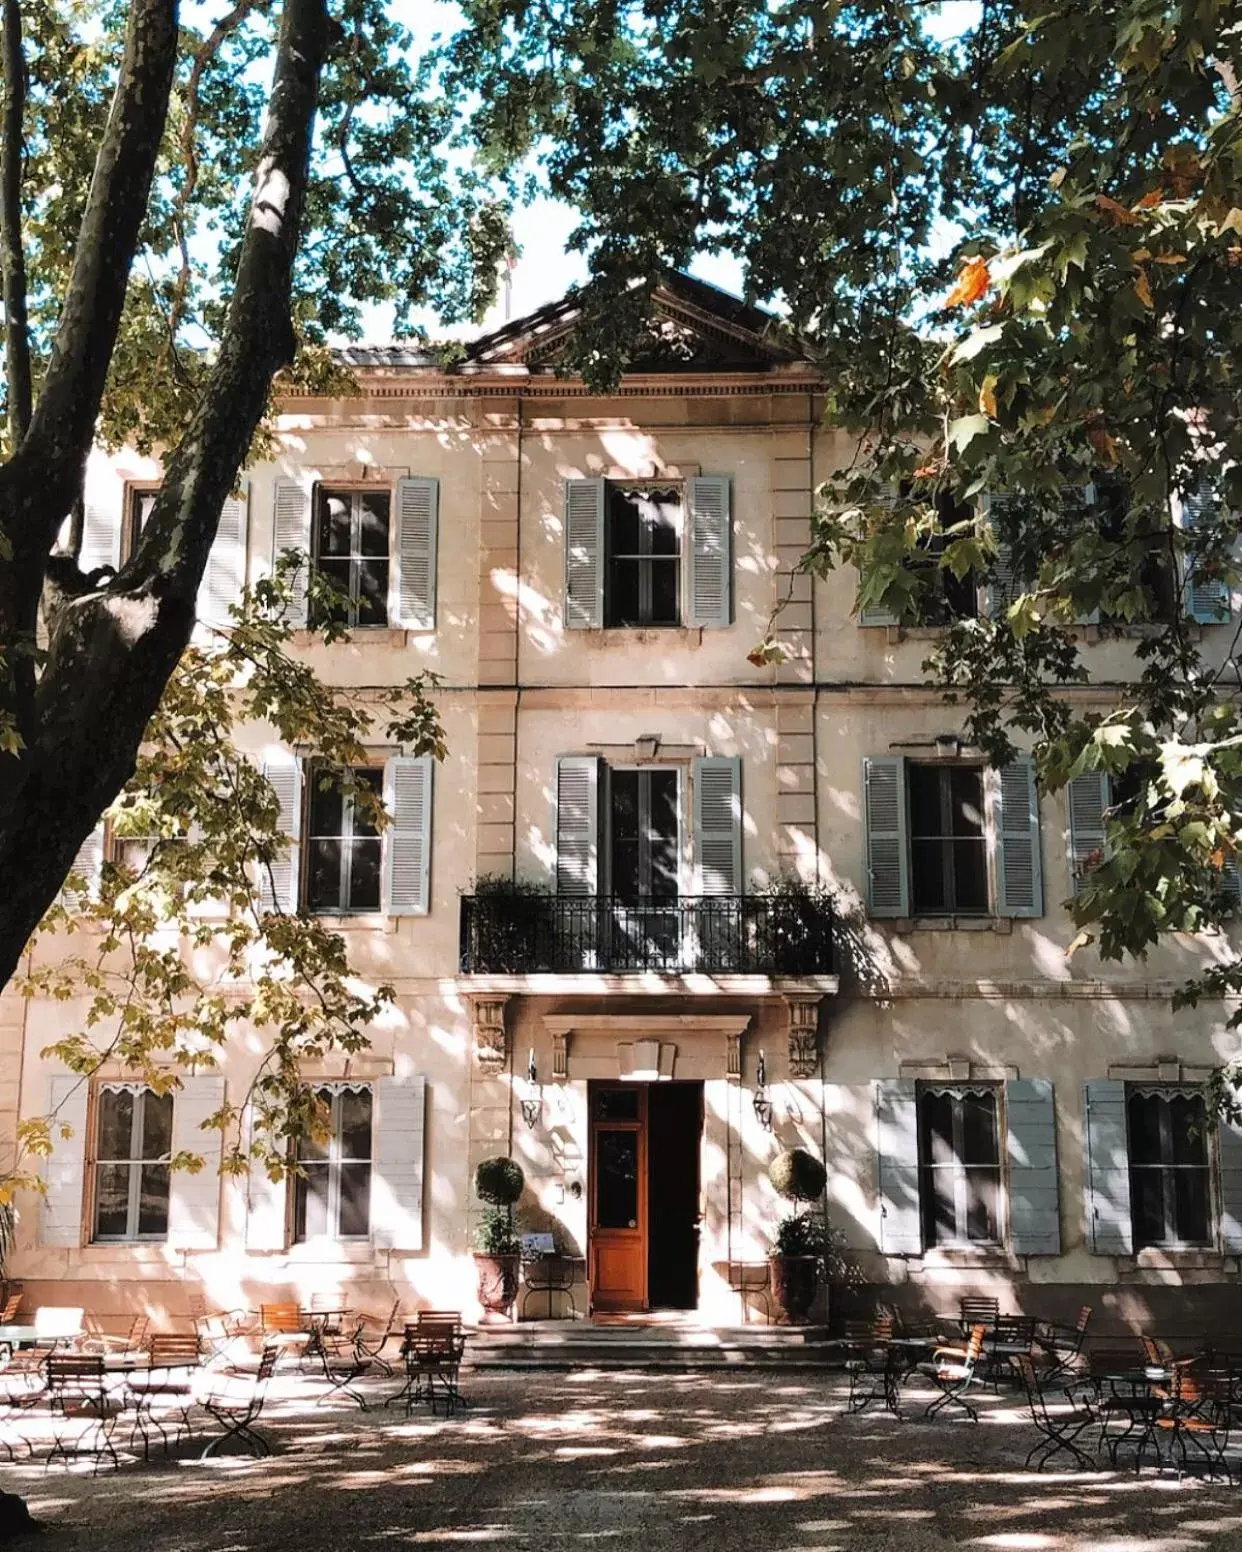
<box><xmin>44</xmin><ymin>1354</ymin><xmax>124</xmax><ymax>1474</ymax></box>
<box><xmin>125</xmin><ymin>1333</ymin><xmax>203</xmax><ymax>1459</ymax></box>
<box><xmin>82</xmin><ymin>1313</ymin><xmax>150</xmax><ymax>1356</ymax></box>
<box><xmin>0</xmin><ymin>1293</ymin><xmax>23</xmax><ymax>1325</ymax></box>
<box><xmin>1153</xmin><ymin>1365</ymin><xmax>1234</xmax><ymax>1481</ymax></box>
<box><xmin>918</xmin><ymin>1324</ymin><xmax>987</xmax><ymax>1423</ymax></box>
<box><xmin>1011</xmin><ymin>1354</ymin><xmax>1098</xmax><ymax>1470</ymax></box>
<box><xmin>959</xmin><ymin>1296</ymin><xmax>1000</xmax><ymax>1335</ymax></box>
<box><xmin>391</xmin><ymin>1312</ymin><xmax>467</xmax><ymax>1417</ymax></box>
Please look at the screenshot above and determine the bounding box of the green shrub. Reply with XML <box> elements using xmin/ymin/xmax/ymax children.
<box><xmin>769</xmin><ymin>1147</ymin><xmax>827</xmax><ymax>1204</ymax></box>
<box><xmin>770</xmin><ymin>1213</ymin><xmax>824</xmax><ymax>1259</ymax></box>
<box><xmin>475</xmin><ymin>1156</ymin><xmax>525</xmax><ymax>1207</ymax></box>
<box><xmin>475</xmin><ymin>1205</ymin><xmax>522</xmax><ymax>1256</ymax></box>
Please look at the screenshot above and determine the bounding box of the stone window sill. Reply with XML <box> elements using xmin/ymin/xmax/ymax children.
<box><xmin>916</xmin><ymin>1246</ymin><xmax>1021</xmax><ymax>1271</ymax></box>
<box><xmin>892</xmin><ymin>916</ymin><xmax>1013</xmax><ymax>935</ymax></box>
<box><xmin>1124</xmin><ymin>1247</ymin><xmax>1227</xmax><ymax>1272</ymax></box>
<box><xmin>582</xmin><ymin>626</ymin><xmax>707</xmax><ymax>648</ymax></box>
<box><xmin>291</xmin><ymin>628</ymin><xmax>431</xmax><ymax>649</ymax></box>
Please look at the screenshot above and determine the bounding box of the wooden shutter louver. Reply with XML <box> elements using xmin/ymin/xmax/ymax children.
<box><xmin>259</xmin><ymin>757</ymin><xmax>302</xmax><ymax>914</ymax></box>
<box><xmin>995</xmin><ymin>758</ymin><xmax>1044</xmax><ymax>917</ymax></box>
<box><xmin>80</xmin><ymin>492</ymin><xmax>122</xmax><ymax>576</ymax></box>
<box><xmin>372</xmin><ymin>1075</ymin><xmax>426</xmax><ymax>1250</ymax></box>
<box><xmin>243</xmin><ymin>1105</ymin><xmax>287</xmax><ymax>1251</ymax></box>
<box><xmin>1082</xmin><ymin>1080</ymin><xmax>1133</xmax><ymax>1255</ymax></box>
<box><xmin>58</xmin><ymin>825</ymin><xmax>105</xmax><ymax>910</ymax></box>
<box><xmin>863</xmin><ymin>756</ymin><xmax>909</xmax><ymax>917</ymax></box>
<box><xmin>875</xmin><ymin>1079</ymin><xmax>922</xmax><ymax>1254</ymax></box>
<box><xmin>555</xmin><ymin>756</ymin><xmax>600</xmax><ymax>895</ymax></box>
<box><xmin>1179</xmin><ymin>478</ymin><xmax>1231</xmax><ymax>625</ymax></box>
<box><xmin>1217</xmin><ymin>1099</ymin><xmax>1242</xmax><ymax>1254</ymax></box>
<box><xmin>168</xmin><ymin>1074</ymin><xmax>225</xmax><ymax>1251</ymax></box>
<box><xmin>1005</xmin><ymin>1078</ymin><xmax>1061</xmax><ymax>1254</ymax></box>
<box><xmin>198</xmin><ymin>487</ymin><xmax>249</xmax><ymax>628</ymax></box>
<box><xmin>859</xmin><ymin>488</ymin><xmax>901</xmax><ymax>626</ymax></box>
<box><xmin>384</xmin><ymin>756</ymin><xmax>433</xmax><ymax>915</ymax></box>
<box><xmin>393</xmin><ymin>476</ymin><xmax>438</xmax><ymax>630</ymax></box>
<box><xmin>40</xmin><ymin>1074</ymin><xmax>89</xmax><ymax>1247</ymax></box>
<box><xmin>693</xmin><ymin>756</ymin><xmax>742</xmax><ymax>895</ymax></box>
<box><xmin>687</xmin><ymin>475</ymin><xmax>732</xmax><ymax>627</ymax></box>
<box><xmin>1067</xmin><ymin>769</ymin><xmax>1109</xmax><ymax>898</ymax></box>
<box><xmin>272</xmin><ymin>478</ymin><xmax>312</xmax><ymax>628</ymax></box>
<box><xmin>564</xmin><ymin>479</ymin><xmax>605</xmax><ymax>629</ymax></box>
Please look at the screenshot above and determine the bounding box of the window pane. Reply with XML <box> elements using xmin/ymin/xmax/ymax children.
<box><xmin>1130</xmin><ymin>1168</ymin><xmax>1166</xmax><ymax>1248</ymax></box>
<box><xmin>1174</xmin><ymin>1170</ymin><xmax>1210</xmax><ymax>1244</ymax></box>
<box><xmin>908</xmin><ymin>766</ymin><xmax>941</xmax><ymax>839</ymax></box>
<box><xmin>338</xmin><ymin>1089</ymin><xmax>373</xmax><ymax>1159</ymax></box>
<box><xmin>920</xmin><ymin>1091</ymin><xmax>955</xmax><ymax>1168</ymax></box>
<box><xmin>594</xmin><ymin>1089</ymin><xmax>639</xmax><ymax>1122</ymax></box>
<box><xmin>952</xmin><ymin>839</ymin><xmax>989</xmax><ymax>913</ymax></box>
<box><xmin>1127</xmin><ymin>1093</ymin><xmax>1164</xmax><ymax>1165</ymax></box>
<box><xmin>316</xmin><ymin>557</ymin><xmax>352</xmax><ymax>624</ymax></box>
<box><xmin>359</xmin><ymin>495</ymin><xmax>390</xmax><ymax>557</ymax></box>
<box><xmin>647</xmin><ymin>494</ymin><xmax>681</xmax><ymax>556</ymax></box>
<box><xmin>949</xmin><ymin>768</ymin><xmax>985</xmax><ymax>838</ymax></box>
<box><xmin>357</xmin><ymin>560</ymin><xmax>389</xmax><ymax>625</ymax></box>
<box><xmin>649</xmin><ymin>772</ymin><xmax>680</xmax><ymax>898</ymax></box>
<box><xmin>137</xmin><ymin>1163</ymin><xmax>170</xmax><ymax>1236</ymax></box>
<box><xmin>308</xmin><ymin>838</ymin><xmax>344</xmax><ymax>910</ymax></box>
<box><xmin>606</xmin><ymin>559</ymin><xmax>641</xmax><ymax>626</ymax></box>
<box><xmin>611</xmin><ymin>771</ymin><xmax>639</xmax><ymax>838</ymax></box>
<box><xmin>94</xmin><ymin>1163</ymin><xmax>132</xmax><ymax>1238</ymax></box>
<box><xmin>965</xmin><ymin>1167</ymin><xmax>999</xmax><ymax>1241</ymax></box>
<box><xmin>140</xmin><ymin>1091</ymin><xmax>173</xmax><ymax>1160</ymax></box>
<box><xmin>309</xmin><ymin>775</ymin><xmax>344</xmax><ymax>837</ymax></box>
<box><xmin>1169</xmin><ymin>1094</ymin><xmax>1207</xmax><ymax>1166</ymax></box>
<box><xmin>650</xmin><ymin>559</ymin><xmax>680</xmax><ymax>625</ymax></box>
<box><xmin>294</xmin><ymin>1163</ymin><xmax>330</xmax><ymax>1240</ymax></box>
<box><xmin>97</xmin><ymin>1090</ymin><xmax>133</xmax><ymax>1162</ymax></box>
<box><xmin>316</xmin><ymin>494</ymin><xmax>352</xmax><ymax>557</ymax></box>
<box><xmin>911</xmin><ymin>840</ymin><xmax>947</xmax><ymax>914</ymax></box>
<box><xmin>961</xmin><ymin>1092</ymin><xmax>998</xmax><ymax>1164</ymax></box>
<box><xmin>350</xmin><ymin>771</ymin><xmax>383</xmax><ymax>838</ymax></box>
<box><xmin>608</xmin><ymin>490</ymin><xmax>642</xmax><ymax>555</ymax></box>
<box><xmin>922</xmin><ymin>1168</ymin><xmax>956</xmax><ymax>1246</ymax></box>
<box><xmin>338</xmin><ymin>1163</ymin><xmax>372</xmax><ymax>1237</ymax></box>
<box><xmin>596</xmin><ymin>1130</ymin><xmax>639</xmax><ymax>1228</ymax></box>
<box><xmin>346</xmin><ymin>838</ymin><xmax>382</xmax><ymax>910</ymax></box>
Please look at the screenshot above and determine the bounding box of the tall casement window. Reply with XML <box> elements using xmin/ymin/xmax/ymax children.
<box><xmin>1128</xmin><ymin>1088</ymin><xmax>1212</xmax><ymax>1249</ymax></box>
<box><xmin>312</xmin><ymin>488</ymin><xmax>391</xmax><ymax>628</ymax></box>
<box><xmin>306</xmin><ymin>767</ymin><xmax>383</xmax><ymax>913</ymax></box>
<box><xmin>917</xmin><ymin>1085</ymin><xmax>1002</xmax><ymax>1247</ymax></box>
<box><xmin>605</xmin><ymin>485</ymin><xmax>682</xmax><ymax>627</ymax></box>
<box><xmin>293</xmin><ymin>1085</ymin><xmax>374</xmax><ymax>1241</ymax></box>
<box><xmin>93</xmin><ymin>1085</ymin><xmax>173</xmax><ymax>1241</ymax></box>
<box><xmin>907</xmin><ymin>763</ymin><xmax>988</xmax><ymax>915</ymax></box>
<box><xmin>122</xmin><ymin>487</ymin><xmax>158</xmax><ymax>563</ymax></box>
<box><xmin>608</xmin><ymin>768</ymin><xmax>680</xmax><ymax>900</ymax></box>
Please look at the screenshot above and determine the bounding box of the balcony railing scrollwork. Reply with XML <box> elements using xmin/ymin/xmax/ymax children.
<box><xmin>459</xmin><ymin>892</ymin><xmax>834</xmax><ymax>976</ymax></box>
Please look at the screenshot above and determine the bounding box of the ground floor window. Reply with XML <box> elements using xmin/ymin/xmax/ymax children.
<box><xmin>918</xmin><ymin>1084</ymin><xmax>1001</xmax><ymax>1247</ymax></box>
<box><xmin>1128</xmin><ymin>1087</ymin><xmax>1212</xmax><ymax>1249</ymax></box>
<box><xmin>93</xmin><ymin>1084</ymin><xmax>173</xmax><ymax>1241</ymax></box>
<box><xmin>293</xmin><ymin>1085</ymin><xmax>373</xmax><ymax>1241</ymax></box>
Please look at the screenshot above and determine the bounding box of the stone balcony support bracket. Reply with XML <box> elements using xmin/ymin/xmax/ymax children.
<box><xmin>785</xmin><ymin>996</ymin><xmax>824</xmax><ymax>1079</ymax></box>
<box><xmin>470</xmin><ymin>995</ymin><xmax>511</xmax><ymax>1074</ymax></box>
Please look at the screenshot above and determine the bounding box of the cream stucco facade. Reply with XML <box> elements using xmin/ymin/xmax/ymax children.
<box><xmin>5</xmin><ymin>276</ymin><xmax>1239</xmax><ymax>1335</ymax></box>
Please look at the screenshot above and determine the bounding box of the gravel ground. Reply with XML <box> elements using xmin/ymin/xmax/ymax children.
<box><xmin>5</xmin><ymin>1366</ymin><xmax>1242</xmax><ymax>1552</ymax></box>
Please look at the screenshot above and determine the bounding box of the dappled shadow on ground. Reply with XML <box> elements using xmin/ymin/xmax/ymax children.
<box><xmin>9</xmin><ymin>1370</ymin><xmax>1242</xmax><ymax>1551</ymax></box>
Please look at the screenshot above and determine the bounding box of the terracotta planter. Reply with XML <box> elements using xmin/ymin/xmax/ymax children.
<box><xmin>769</xmin><ymin>1254</ymin><xmax>820</xmax><ymax>1324</ymax></box>
<box><xmin>475</xmin><ymin>1252</ymin><xmax>521</xmax><ymax>1316</ymax></box>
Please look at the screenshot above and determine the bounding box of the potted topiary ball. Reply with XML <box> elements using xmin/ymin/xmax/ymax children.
<box><xmin>474</xmin><ymin>1156</ymin><xmax>525</xmax><ymax>1317</ymax></box>
<box><xmin>768</xmin><ymin>1147</ymin><xmax>828</xmax><ymax>1324</ymax></box>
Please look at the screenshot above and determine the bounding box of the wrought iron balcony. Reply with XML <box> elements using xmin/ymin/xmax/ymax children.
<box><xmin>458</xmin><ymin>891</ymin><xmax>834</xmax><ymax>976</ymax></box>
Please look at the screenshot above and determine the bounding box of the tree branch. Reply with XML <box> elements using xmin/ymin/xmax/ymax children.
<box><xmin>1</xmin><ymin>0</ymin><xmax>31</xmax><ymax>445</ymax></box>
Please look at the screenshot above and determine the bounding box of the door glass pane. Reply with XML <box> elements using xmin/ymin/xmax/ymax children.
<box><xmin>97</xmin><ymin>1090</ymin><xmax>133</xmax><ymax>1162</ymax></box>
<box><xmin>607</xmin><ymin>559</ymin><xmax>641</xmax><ymax>627</ymax></box>
<box><xmin>648</xmin><ymin>494</ymin><xmax>681</xmax><ymax>556</ymax></box>
<box><xmin>597</xmin><ymin>1130</ymin><xmax>639</xmax><ymax>1228</ymax></box>
<box><xmin>610</xmin><ymin>771</ymin><xmax>640</xmax><ymax>900</ymax></box>
<box><xmin>137</xmin><ymin>1163</ymin><xmax>170</xmax><ymax>1235</ymax></box>
<box><xmin>140</xmin><ymin>1091</ymin><xmax>173</xmax><ymax>1160</ymax></box>
<box><xmin>594</xmin><ymin>1089</ymin><xmax>639</xmax><ymax>1122</ymax></box>
<box><xmin>608</xmin><ymin>489</ymin><xmax>642</xmax><ymax>555</ymax></box>
<box><xmin>953</xmin><ymin>838</ymin><xmax>989</xmax><ymax>912</ymax></box>
<box><xmin>965</xmin><ymin>1168</ymin><xmax>999</xmax><ymax>1241</ymax></box>
<box><xmin>338</xmin><ymin>1089</ymin><xmax>373</xmax><ymax>1160</ymax></box>
<box><xmin>911</xmin><ymin>840</ymin><xmax>947</xmax><ymax>914</ymax></box>
<box><xmin>338</xmin><ymin>1162</ymin><xmax>372</xmax><ymax>1237</ymax></box>
<box><xmin>309</xmin><ymin>778</ymin><xmax>344</xmax><ymax>838</ymax></box>
<box><xmin>908</xmin><ymin>765</ymin><xmax>942</xmax><ymax>837</ymax></box>
<box><xmin>650</xmin><ymin>559</ymin><xmax>679</xmax><ymax>624</ymax></box>
<box><xmin>94</xmin><ymin>1163</ymin><xmax>131</xmax><ymax>1238</ymax></box>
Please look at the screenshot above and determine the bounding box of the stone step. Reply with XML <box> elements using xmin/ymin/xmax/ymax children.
<box><xmin>464</xmin><ymin>1322</ymin><xmax>841</xmax><ymax>1371</ymax></box>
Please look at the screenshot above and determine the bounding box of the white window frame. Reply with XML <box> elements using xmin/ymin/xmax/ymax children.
<box><xmin>311</xmin><ymin>485</ymin><xmax>392</xmax><ymax>629</ymax></box>
<box><xmin>91</xmin><ymin>1083</ymin><xmax>173</xmax><ymax>1243</ymax></box>
<box><xmin>121</xmin><ymin>484</ymin><xmax>159</xmax><ymax>566</ymax></box>
<box><xmin>292</xmin><ymin>1084</ymin><xmax>374</xmax><ymax>1244</ymax></box>
<box><xmin>916</xmin><ymin>1082</ymin><xmax>1006</xmax><ymax>1250</ymax></box>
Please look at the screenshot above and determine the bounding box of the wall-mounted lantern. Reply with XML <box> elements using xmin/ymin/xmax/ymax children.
<box><xmin>753</xmin><ymin>1049</ymin><xmax>773</xmax><ymax>1131</ymax></box>
<box><xmin>520</xmin><ymin>1048</ymin><xmax>542</xmax><ymax>1130</ymax></box>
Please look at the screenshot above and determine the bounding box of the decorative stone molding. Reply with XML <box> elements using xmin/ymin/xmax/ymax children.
<box><xmin>551</xmin><ymin>1029</ymin><xmax>569</xmax><ymax>1081</ymax></box>
<box><xmin>618</xmin><ymin>1041</ymin><xmax>676</xmax><ymax>1080</ymax></box>
<box><xmin>542</xmin><ymin>1012</ymin><xmax>750</xmax><ymax>1080</ymax></box>
<box><xmin>726</xmin><ymin>1030</ymin><xmax>742</xmax><ymax>1082</ymax></box>
<box><xmin>471</xmin><ymin>996</ymin><xmax>510</xmax><ymax>1073</ymax></box>
<box><xmin>785</xmin><ymin>997</ymin><xmax>822</xmax><ymax>1079</ymax></box>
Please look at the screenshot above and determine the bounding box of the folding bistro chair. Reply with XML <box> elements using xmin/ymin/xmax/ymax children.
<box><xmin>842</xmin><ymin>1316</ymin><xmax>894</xmax><ymax>1414</ymax></box>
<box><xmin>0</xmin><ymin>1365</ymin><xmax>43</xmax><ymax>1463</ymax></box>
<box><xmin>958</xmin><ymin>1296</ymin><xmax>1000</xmax><ymax>1336</ymax></box>
<box><xmin>125</xmin><ymin>1332</ymin><xmax>203</xmax><ymax>1459</ymax></box>
<box><xmin>985</xmin><ymin>1315</ymin><xmax>1037</xmax><ymax>1389</ymax></box>
<box><xmin>353</xmin><ymin>1300</ymin><xmax>403</xmax><ymax>1378</ymax></box>
<box><xmin>919</xmin><ymin>1324</ymin><xmax>987</xmax><ymax>1422</ymax></box>
<box><xmin>83</xmin><ymin>1312</ymin><xmax>150</xmax><ymax>1356</ymax></box>
<box><xmin>44</xmin><ymin>1354</ymin><xmax>124</xmax><ymax>1473</ymax></box>
<box><xmin>1012</xmin><ymin>1354</ymin><xmax>1098</xmax><ymax>1470</ymax></box>
<box><xmin>394</xmin><ymin>1312</ymin><xmax>466</xmax><ymax>1417</ymax></box>
<box><xmin>1036</xmin><ymin>1305</ymin><xmax>1092</xmax><ymax>1377</ymax></box>
<box><xmin>0</xmin><ymin>1293</ymin><xmax>22</xmax><ymax>1325</ymax></box>
<box><xmin>198</xmin><ymin>1342</ymin><xmax>280</xmax><ymax>1458</ymax></box>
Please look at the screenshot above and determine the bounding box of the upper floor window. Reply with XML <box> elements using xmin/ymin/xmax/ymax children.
<box><xmin>908</xmin><ymin>763</ymin><xmax>988</xmax><ymax>915</ymax></box>
<box><xmin>1128</xmin><ymin>1087</ymin><xmax>1211</xmax><ymax>1249</ymax></box>
<box><xmin>123</xmin><ymin>487</ymin><xmax>158</xmax><ymax>563</ymax></box>
<box><xmin>293</xmin><ymin>1085</ymin><xmax>373</xmax><ymax>1241</ymax></box>
<box><xmin>917</xmin><ymin>1084</ymin><xmax>1002</xmax><ymax>1248</ymax></box>
<box><xmin>306</xmin><ymin>767</ymin><xmax>384</xmax><ymax>913</ymax></box>
<box><xmin>93</xmin><ymin>1085</ymin><xmax>173</xmax><ymax>1241</ymax></box>
<box><xmin>605</xmin><ymin>485</ymin><xmax>682</xmax><ymax>627</ymax></box>
<box><xmin>312</xmin><ymin>488</ymin><xmax>390</xmax><ymax>629</ymax></box>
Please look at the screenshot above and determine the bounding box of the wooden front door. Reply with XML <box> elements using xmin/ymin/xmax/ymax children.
<box><xmin>589</xmin><ymin>1085</ymin><xmax>648</xmax><ymax>1312</ymax></box>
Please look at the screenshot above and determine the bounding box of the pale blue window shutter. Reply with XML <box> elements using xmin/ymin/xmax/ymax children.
<box><xmin>384</xmin><ymin>756</ymin><xmax>433</xmax><ymax>915</ymax></box>
<box><xmin>272</xmin><ymin>477</ymin><xmax>312</xmax><ymax>627</ymax></box>
<box><xmin>198</xmin><ymin>485</ymin><xmax>249</xmax><ymax>629</ymax></box>
<box><xmin>859</xmin><ymin>488</ymin><xmax>900</xmax><ymax>626</ymax></box>
<box><xmin>58</xmin><ymin>824</ymin><xmax>105</xmax><ymax>910</ymax></box>
<box><xmin>564</xmin><ymin>479</ymin><xmax>605</xmax><ymax>629</ymax></box>
<box><xmin>80</xmin><ymin>492</ymin><xmax>122</xmax><ymax>576</ymax></box>
<box><xmin>983</xmin><ymin>493</ymin><xmax>1024</xmax><ymax>619</ymax></box>
<box><xmin>995</xmin><ymin>758</ymin><xmax>1044</xmax><ymax>917</ymax></box>
<box><xmin>244</xmin><ymin>1105</ymin><xmax>287</xmax><ymax>1251</ymax></box>
<box><xmin>555</xmin><ymin>756</ymin><xmax>600</xmax><ymax>895</ymax></box>
<box><xmin>372</xmin><ymin>1075</ymin><xmax>426</xmax><ymax>1250</ymax></box>
<box><xmin>1218</xmin><ymin>1106</ymin><xmax>1242</xmax><ymax>1254</ymax></box>
<box><xmin>688</xmin><ymin>475</ymin><xmax>732</xmax><ymax>627</ymax></box>
<box><xmin>40</xmin><ymin>1074</ymin><xmax>89</xmax><ymax>1247</ymax></box>
<box><xmin>1005</xmin><ymin>1078</ymin><xmax>1060</xmax><ymax>1254</ymax></box>
<box><xmin>392</xmin><ymin>476</ymin><xmax>438</xmax><ymax>630</ymax></box>
<box><xmin>875</xmin><ymin>1079</ymin><xmax>922</xmax><ymax>1254</ymax></box>
<box><xmin>1083</xmin><ymin>1080</ymin><xmax>1133</xmax><ymax>1254</ymax></box>
<box><xmin>259</xmin><ymin>756</ymin><xmax>303</xmax><ymax>914</ymax></box>
<box><xmin>1067</xmin><ymin>770</ymin><xmax>1109</xmax><ymax>897</ymax></box>
<box><xmin>167</xmin><ymin>1074</ymin><xmax>225</xmax><ymax>1251</ymax></box>
<box><xmin>1179</xmin><ymin>478</ymin><xmax>1231</xmax><ymax>625</ymax></box>
<box><xmin>863</xmin><ymin>756</ymin><xmax>909</xmax><ymax>917</ymax></box>
<box><xmin>693</xmin><ymin>756</ymin><xmax>742</xmax><ymax>894</ymax></box>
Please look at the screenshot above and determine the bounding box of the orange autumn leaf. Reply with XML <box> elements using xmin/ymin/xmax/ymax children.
<box><xmin>1134</xmin><ymin>266</ymin><xmax>1153</xmax><ymax>308</ymax></box>
<box><xmin>914</xmin><ymin>463</ymin><xmax>939</xmax><ymax>479</ymax></box>
<box><xmin>1212</xmin><ymin>848</ymin><xmax>1227</xmax><ymax>870</ymax></box>
<box><xmin>945</xmin><ymin>256</ymin><xmax>991</xmax><ymax>308</ymax></box>
<box><xmin>1096</xmin><ymin>193</ymin><xmax>1138</xmax><ymax>225</ymax></box>
<box><xmin>978</xmin><ymin>375</ymin><xmax>998</xmax><ymax>417</ymax></box>
<box><xmin>1088</xmin><ymin>421</ymin><xmax>1119</xmax><ymax>465</ymax></box>
<box><xmin>1135</xmin><ymin>189</ymin><xmax>1164</xmax><ymax>210</ymax></box>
